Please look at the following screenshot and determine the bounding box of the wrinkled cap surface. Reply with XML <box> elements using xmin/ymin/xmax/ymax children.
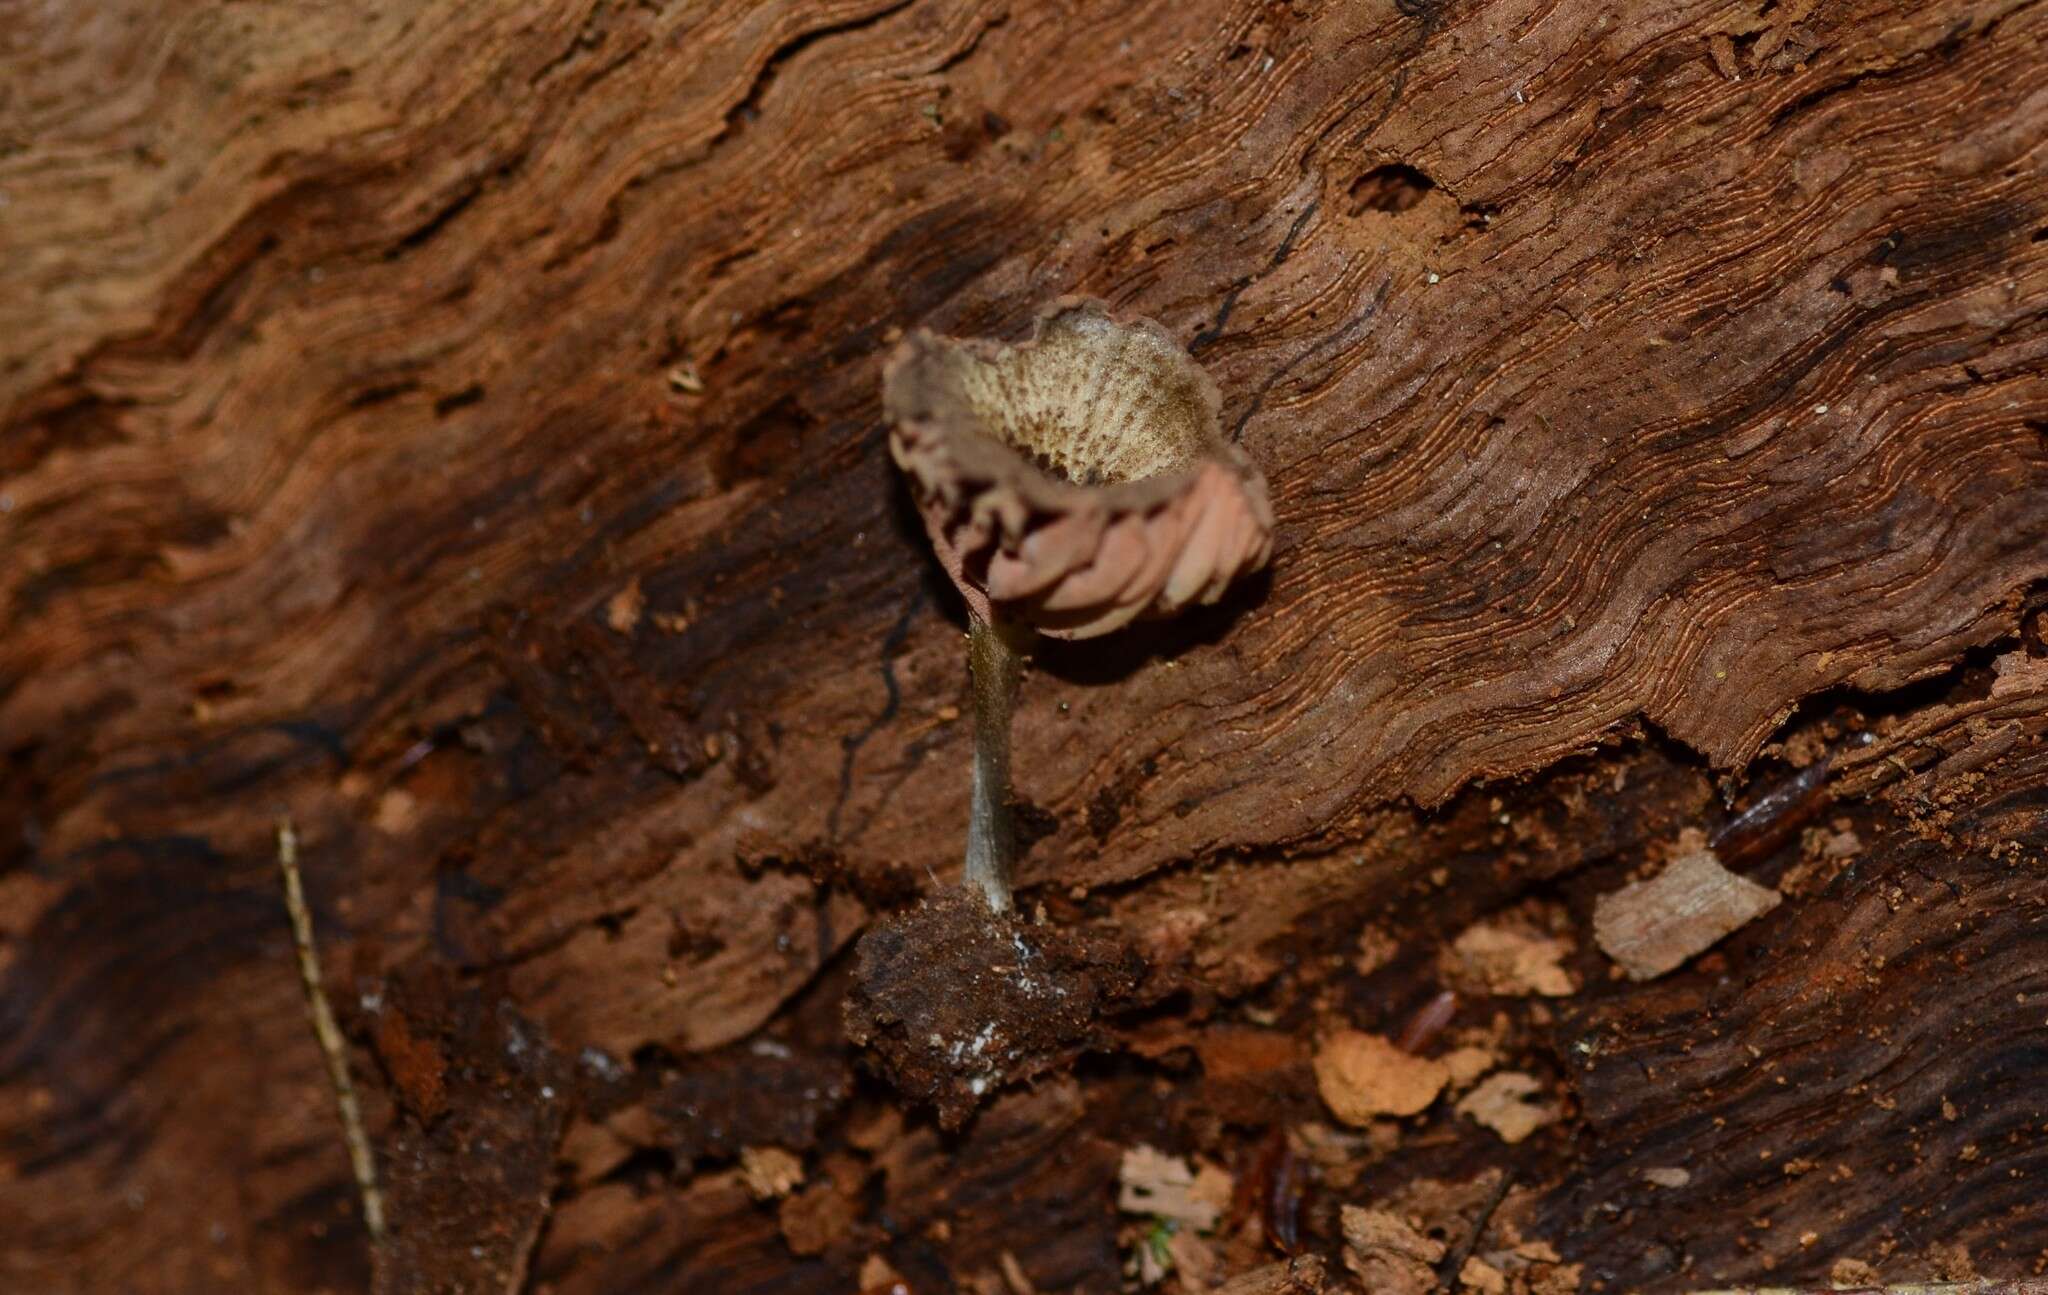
<box><xmin>883</xmin><ymin>297</ymin><xmax>1274</xmax><ymax>639</ymax></box>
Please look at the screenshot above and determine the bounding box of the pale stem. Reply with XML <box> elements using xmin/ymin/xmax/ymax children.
<box><xmin>964</xmin><ymin>614</ymin><xmax>1028</xmax><ymax>913</ymax></box>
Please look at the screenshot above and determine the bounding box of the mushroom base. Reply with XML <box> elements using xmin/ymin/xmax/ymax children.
<box><xmin>842</xmin><ymin>890</ymin><xmax>1146</xmax><ymax>1128</ymax></box>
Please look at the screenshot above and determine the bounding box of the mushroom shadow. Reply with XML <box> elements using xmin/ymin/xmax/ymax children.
<box><xmin>1027</xmin><ymin>564</ymin><xmax>1274</xmax><ymax>687</ymax></box>
<box><xmin>886</xmin><ymin>462</ymin><xmax>974</xmax><ymax>625</ymax></box>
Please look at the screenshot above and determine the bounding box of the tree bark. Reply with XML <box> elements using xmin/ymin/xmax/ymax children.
<box><xmin>2</xmin><ymin>0</ymin><xmax>2045</xmax><ymax>1291</ymax></box>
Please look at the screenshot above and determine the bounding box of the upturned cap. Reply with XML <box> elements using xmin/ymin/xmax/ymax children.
<box><xmin>884</xmin><ymin>298</ymin><xmax>1273</xmax><ymax>639</ymax></box>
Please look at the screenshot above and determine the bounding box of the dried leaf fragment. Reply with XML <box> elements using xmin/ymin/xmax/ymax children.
<box><xmin>1314</xmin><ymin>1030</ymin><xmax>1450</xmax><ymax>1124</ymax></box>
<box><xmin>1593</xmin><ymin>848</ymin><xmax>1782</xmax><ymax>980</ymax></box>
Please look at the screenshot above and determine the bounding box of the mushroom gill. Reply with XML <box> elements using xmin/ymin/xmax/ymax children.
<box><xmin>884</xmin><ymin>297</ymin><xmax>1273</xmax><ymax>641</ymax></box>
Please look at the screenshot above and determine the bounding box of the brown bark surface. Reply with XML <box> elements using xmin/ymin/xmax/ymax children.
<box><xmin>2</xmin><ymin>0</ymin><xmax>2046</xmax><ymax>1291</ymax></box>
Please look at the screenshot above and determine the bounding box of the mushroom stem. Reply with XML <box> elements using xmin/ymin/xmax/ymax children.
<box><xmin>964</xmin><ymin>614</ymin><xmax>1029</xmax><ymax>913</ymax></box>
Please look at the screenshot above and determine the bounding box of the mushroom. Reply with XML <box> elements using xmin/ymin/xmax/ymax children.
<box><xmin>883</xmin><ymin>297</ymin><xmax>1274</xmax><ymax>912</ymax></box>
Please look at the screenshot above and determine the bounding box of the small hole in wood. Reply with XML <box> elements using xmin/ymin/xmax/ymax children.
<box><xmin>1346</xmin><ymin>163</ymin><xmax>1437</xmax><ymax>216</ymax></box>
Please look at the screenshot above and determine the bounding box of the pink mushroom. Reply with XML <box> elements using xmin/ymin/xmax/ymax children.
<box><xmin>881</xmin><ymin>298</ymin><xmax>1275</xmax><ymax>911</ymax></box>
<box><xmin>885</xmin><ymin>297</ymin><xmax>1273</xmax><ymax>640</ymax></box>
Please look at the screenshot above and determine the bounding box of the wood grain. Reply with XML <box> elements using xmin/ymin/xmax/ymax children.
<box><xmin>2</xmin><ymin>0</ymin><xmax>2045</xmax><ymax>1288</ymax></box>
<box><xmin>1545</xmin><ymin>742</ymin><xmax>2048</xmax><ymax>1287</ymax></box>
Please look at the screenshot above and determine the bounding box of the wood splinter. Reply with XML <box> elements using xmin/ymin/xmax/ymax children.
<box><xmin>276</xmin><ymin>816</ymin><xmax>386</xmax><ymax>1243</ymax></box>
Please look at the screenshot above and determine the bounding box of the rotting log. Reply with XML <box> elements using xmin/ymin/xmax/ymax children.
<box><xmin>2</xmin><ymin>0</ymin><xmax>2046</xmax><ymax>1291</ymax></box>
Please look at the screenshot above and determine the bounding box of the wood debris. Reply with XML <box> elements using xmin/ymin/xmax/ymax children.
<box><xmin>1829</xmin><ymin>1257</ymin><xmax>1880</xmax><ymax>1286</ymax></box>
<box><xmin>860</xmin><ymin>1254</ymin><xmax>908</xmax><ymax>1291</ymax></box>
<box><xmin>999</xmin><ymin>1248</ymin><xmax>1038</xmax><ymax>1295</ymax></box>
<box><xmin>739</xmin><ymin>1144</ymin><xmax>805</xmax><ymax>1200</ymax></box>
<box><xmin>1294</xmin><ymin>1120</ymin><xmax>1396</xmax><ymax>1189</ymax></box>
<box><xmin>1342</xmin><ymin>1206</ymin><xmax>1444</xmax><ymax>1295</ymax></box>
<box><xmin>778</xmin><ymin>1176</ymin><xmax>860</xmax><ymax>1255</ymax></box>
<box><xmin>1990</xmin><ymin>648</ymin><xmax>2048</xmax><ymax>698</ymax></box>
<box><xmin>275</xmin><ymin>819</ymin><xmax>386</xmax><ymax>1242</ymax></box>
<box><xmin>1162</xmin><ymin>1228</ymin><xmax>1219</xmax><ymax>1288</ymax></box>
<box><xmin>1470</xmin><ymin>1239</ymin><xmax>1583</xmax><ymax>1295</ymax></box>
<box><xmin>1443</xmin><ymin>1043</ymin><xmax>1499</xmax><ymax>1089</ymax></box>
<box><xmin>1593</xmin><ymin>848</ymin><xmax>1782</xmax><ymax>980</ymax></box>
<box><xmin>1783</xmin><ymin>819</ymin><xmax>1864</xmax><ymax>896</ymax></box>
<box><xmin>1461</xmin><ymin>1254</ymin><xmax>1509</xmax><ymax>1293</ymax></box>
<box><xmin>1313</xmin><ymin>1030</ymin><xmax>1450</xmax><ymax>1124</ymax></box>
<box><xmin>1116</xmin><ymin>1144</ymin><xmax>1232</xmax><ymax>1231</ymax></box>
<box><xmin>1216</xmin><ymin>1256</ymin><xmax>1327</xmax><ymax>1294</ymax></box>
<box><xmin>1355</xmin><ymin>924</ymin><xmax>1400</xmax><ymax>976</ymax></box>
<box><xmin>1456</xmin><ymin>1071</ymin><xmax>1557</xmax><ymax>1144</ymax></box>
<box><xmin>604</xmin><ymin>577</ymin><xmax>645</xmax><ymax>633</ymax></box>
<box><xmin>1441</xmin><ymin>915</ymin><xmax>1578</xmax><ymax>997</ymax></box>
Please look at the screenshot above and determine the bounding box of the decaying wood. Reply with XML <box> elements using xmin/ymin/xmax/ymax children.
<box><xmin>1544</xmin><ymin>742</ymin><xmax>2048</xmax><ymax>1286</ymax></box>
<box><xmin>2</xmin><ymin>0</ymin><xmax>2045</xmax><ymax>1290</ymax></box>
<box><xmin>1218</xmin><ymin>1256</ymin><xmax>1328</xmax><ymax>1295</ymax></box>
<box><xmin>1592</xmin><ymin>847</ymin><xmax>1781</xmax><ymax>979</ymax></box>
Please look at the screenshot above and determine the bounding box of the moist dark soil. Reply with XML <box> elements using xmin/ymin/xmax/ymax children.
<box><xmin>843</xmin><ymin>889</ymin><xmax>1148</xmax><ymax>1128</ymax></box>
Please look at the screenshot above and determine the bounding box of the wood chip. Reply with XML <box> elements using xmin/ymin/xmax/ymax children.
<box><xmin>1829</xmin><ymin>1257</ymin><xmax>1880</xmax><ymax>1286</ymax></box>
<box><xmin>860</xmin><ymin>1254</ymin><xmax>908</xmax><ymax>1290</ymax></box>
<box><xmin>1442</xmin><ymin>1044</ymin><xmax>1498</xmax><ymax>1089</ymax></box>
<box><xmin>778</xmin><ymin>1176</ymin><xmax>860</xmax><ymax>1256</ymax></box>
<box><xmin>1216</xmin><ymin>1256</ymin><xmax>1327</xmax><ymax>1294</ymax></box>
<box><xmin>1707</xmin><ymin>31</ymin><xmax>1741</xmax><ymax>79</ymax></box>
<box><xmin>605</xmin><ymin>577</ymin><xmax>645</xmax><ymax>633</ymax></box>
<box><xmin>1116</xmin><ymin>1144</ymin><xmax>1230</xmax><ymax>1230</ymax></box>
<box><xmin>1784</xmin><ymin>819</ymin><xmax>1863</xmax><ymax>896</ymax></box>
<box><xmin>1460</xmin><ymin>1255</ymin><xmax>1509</xmax><ymax>1293</ymax></box>
<box><xmin>1593</xmin><ymin>848</ymin><xmax>1782</xmax><ymax>980</ymax></box>
<box><xmin>999</xmin><ymin>1249</ymin><xmax>1038</xmax><ymax>1295</ymax></box>
<box><xmin>1314</xmin><ymin>1030</ymin><xmax>1450</xmax><ymax>1124</ymax></box>
<box><xmin>1163</xmin><ymin>1229</ymin><xmax>1218</xmax><ymax>1288</ymax></box>
<box><xmin>1441</xmin><ymin>919</ymin><xmax>1577</xmax><ymax>997</ymax></box>
<box><xmin>1342</xmin><ymin>1206</ymin><xmax>1443</xmax><ymax>1295</ymax></box>
<box><xmin>738</xmin><ymin>1145</ymin><xmax>804</xmax><ymax>1200</ymax></box>
<box><xmin>1455</xmin><ymin>1071</ymin><xmax>1556</xmax><ymax>1144</ymax></box>
<box><xmin>1354</xmin><ymin>924</ymin><xmax>1400</xmax><ymax>976</ymax></box>
<box><xmin>1990</xmin><ymin>647</ymin><xmax>2048</xmax><ymax>698</ymax></box>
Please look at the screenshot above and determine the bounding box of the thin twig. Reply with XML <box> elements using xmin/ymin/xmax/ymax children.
<box><xmin>1436</xmin><ymin>1168</ymin><xmax>1512</xmax><ymax>1287</ymax></box>
<box><xmin>277</xmin><ymin>816</ymin><xmax>386</xmax><ymax>1242</ymax></box>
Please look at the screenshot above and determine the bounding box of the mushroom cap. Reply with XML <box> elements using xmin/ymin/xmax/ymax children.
<box><xmin>883</xmin><ymin>297</ymin><xmax>1274</xmax><ymax>640</ymax></box>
